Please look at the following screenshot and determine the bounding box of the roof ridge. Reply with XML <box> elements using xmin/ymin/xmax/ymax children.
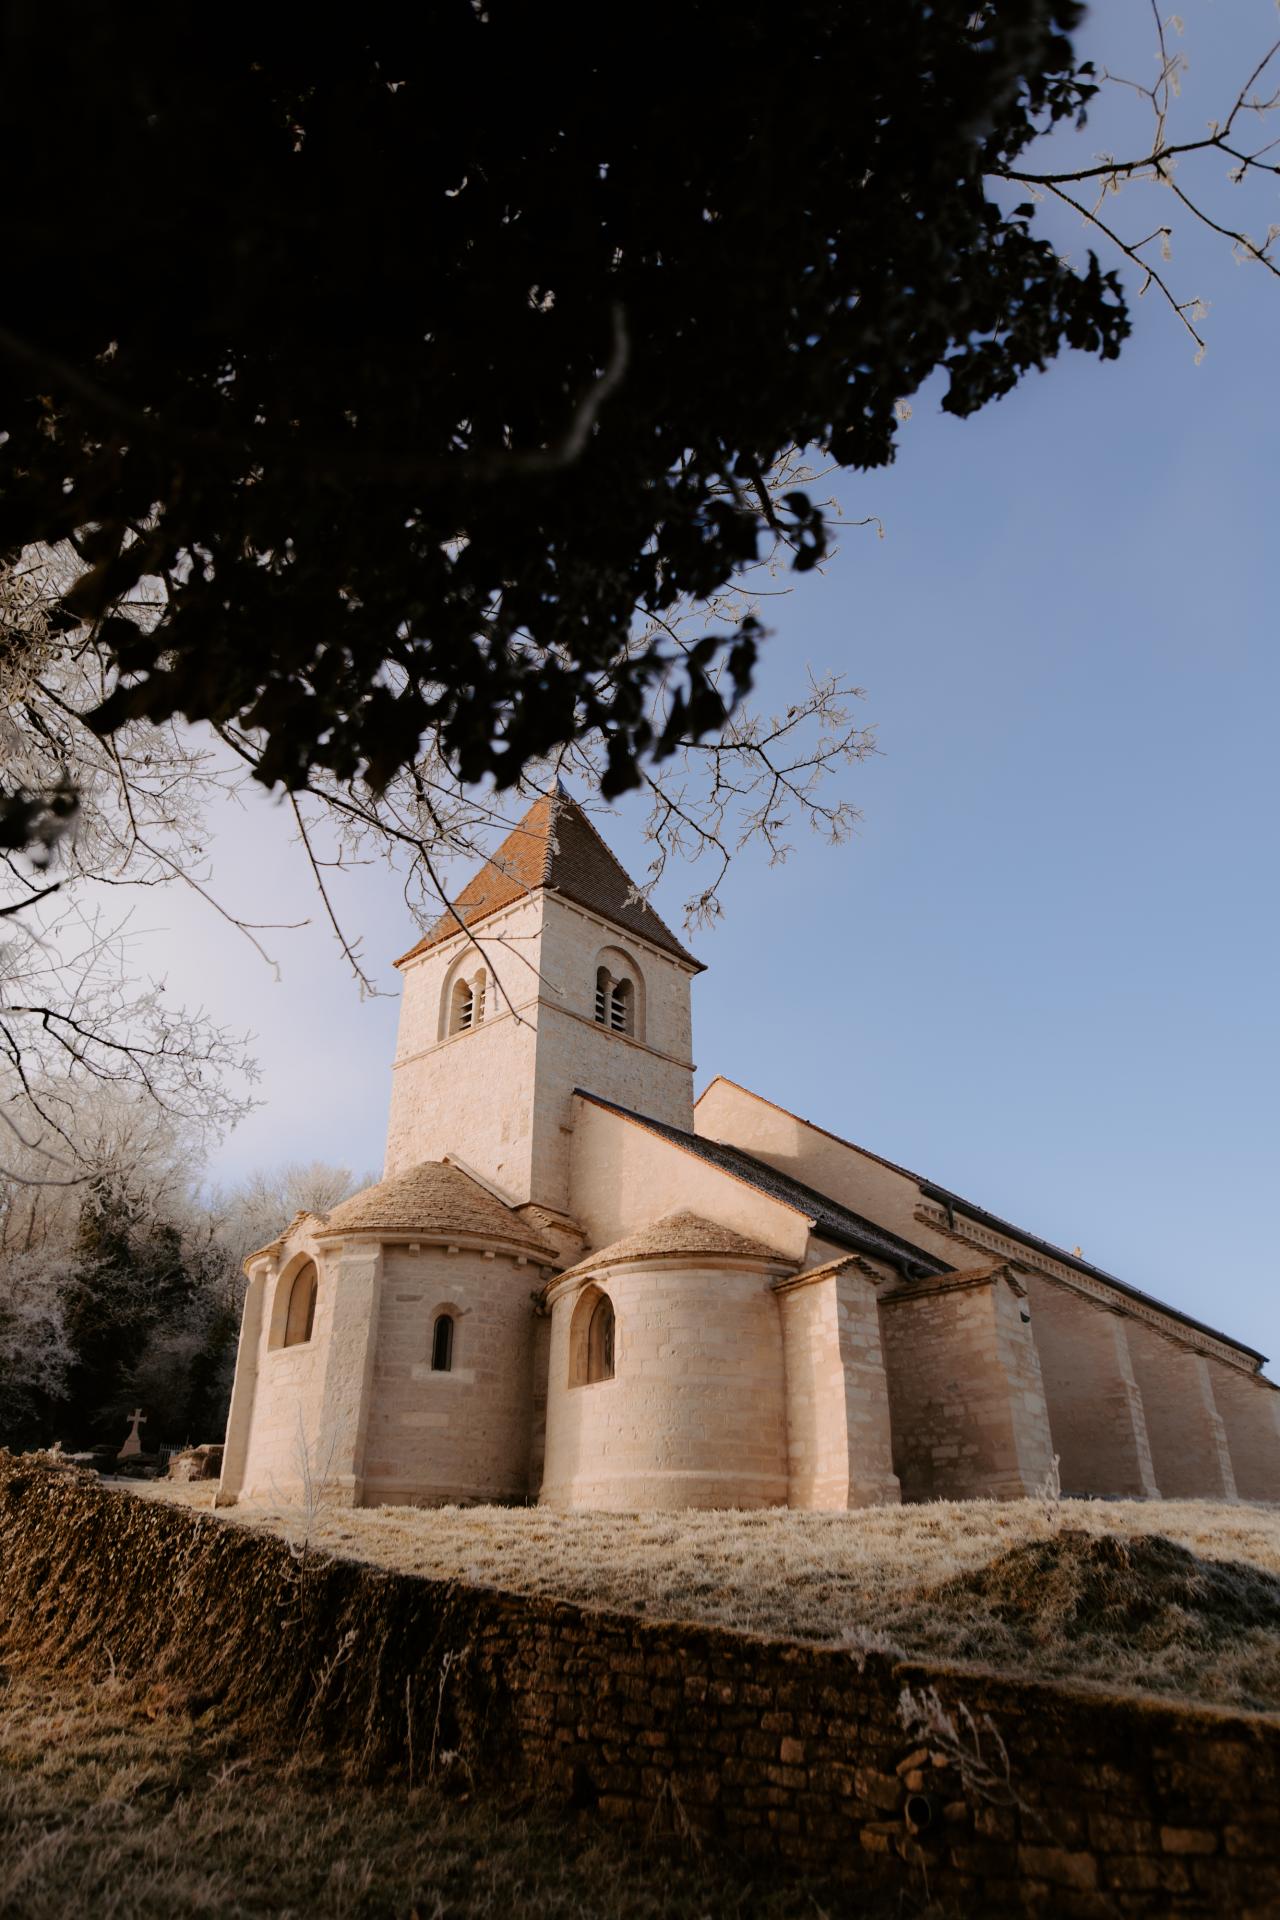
<box><xmin>540</xmin><ymin>782</ymin><xmax>563</xmax><ymax>886</ymax></box>
<box><xmin>546</xmin><ymin>790</ymin><xmax>692</xmax><ymax>962</ymax></box>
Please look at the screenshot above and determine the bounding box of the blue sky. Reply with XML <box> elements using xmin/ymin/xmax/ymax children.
<box><xmin>137</xmin><ymin>4</ymin><xmax>1278</xmax><ymax>1366</ymax></box>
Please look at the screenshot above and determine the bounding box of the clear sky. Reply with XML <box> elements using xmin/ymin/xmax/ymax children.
<box><xmin>121</xmin><ymin>4</ymin><xmax>1279</xmax><ymax>1368</ymax></box>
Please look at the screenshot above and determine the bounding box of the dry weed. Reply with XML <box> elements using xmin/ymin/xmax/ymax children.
<box><xmin>135</xmin><ymin>1484</ymin><xmax>1280</xmax><ymax>1710</ymax></box>
<box><xmin>0</xmin><ymin>1665</ymin><xmax>870</xmax><ymax>1919</ymax></box>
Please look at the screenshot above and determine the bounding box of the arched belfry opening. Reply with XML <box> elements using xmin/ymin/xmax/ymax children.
<box><xmin>442</xmin><ymin>964</ymin><xmax>488</xmax><ymax>1038</ymax></box>
<box><xmin>593</xmin><ymin>948</ymin><xmax>644</xmax><ymax>1041</ymax></box>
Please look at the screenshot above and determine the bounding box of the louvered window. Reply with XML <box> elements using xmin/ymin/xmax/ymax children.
<box><xmin>448</xmin><ymin>969</ymin><xmax>487</xmax><ymax>1035</ymax></box>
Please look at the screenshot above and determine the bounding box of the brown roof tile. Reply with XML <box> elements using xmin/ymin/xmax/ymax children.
<box><xmin>555</xmin><ymin>1209</ymin><xmax>789</xmax><ymax>1283</ymax></box>
<box><xmin>313</xmin><ymin>1161</ymin><xmax>555</xmax><ymax>1258</ymax></box>
<box><xmin>395</xmin><ymin>787</ymin><xmax>700</xmax><ymax>968</ymax></box>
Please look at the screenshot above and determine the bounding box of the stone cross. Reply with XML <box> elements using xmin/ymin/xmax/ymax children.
<box><xmin>117</xmin><ymin>1407</ymin><xmax>146</xmax><ymax>1459</ymax></box>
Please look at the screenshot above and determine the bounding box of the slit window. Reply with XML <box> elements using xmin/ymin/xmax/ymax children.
<box><xmin>431</xmin><ymin>1313</ymin><xmax>454</xmax><ymax>1373</ymax></box>
<box><xmin>587</xmin><ymin>1295</ymin><xmax>615</xmax><ymax>1382</ymax></box>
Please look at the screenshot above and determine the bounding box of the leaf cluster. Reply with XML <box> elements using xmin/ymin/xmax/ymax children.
<box><xmin>0</xmin><ymin>2</ymin><xmax>1127</xmax><ymax>816</ymax></box>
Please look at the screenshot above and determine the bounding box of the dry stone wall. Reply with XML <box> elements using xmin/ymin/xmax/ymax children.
<box><xmin>2</xmin><ymin>1460</ymin><xmax>1277</xmax><ymax>1917</ymax></box>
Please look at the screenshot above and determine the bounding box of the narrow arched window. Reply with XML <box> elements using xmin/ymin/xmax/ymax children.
<box><xmin>587</xmin><ymin>1295</ymin><xmax>615</xmax><ymax>1383</ymax></box>
<box><xmin>283</xmin><ymin>1261</ymin><xmax>318</xmax><ymax>1348</ymax></box>
<box><xmin>431</xmin><ymin>1313</ymin><xmax>454</xmax><ymax>1373</ymax></box>
<box><xmin>609</xmin><ymin>978</ymin><xmax>633</xmax><ymax>1035</ymax></box>
<box><xmin>595</xmin><ymin>966</ymin><xmax>610</xmax><ymax>1024</ymax></box>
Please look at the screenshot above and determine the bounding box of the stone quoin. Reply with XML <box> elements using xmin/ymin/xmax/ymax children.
<box><xmin>219</xmin><ymin>788</ymin><xmax>1279</xmax><ymax>1510</ymax></box>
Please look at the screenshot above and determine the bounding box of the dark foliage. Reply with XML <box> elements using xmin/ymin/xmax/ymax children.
<box><xmin>0</xmin><ymin>2</ymin><xmax>1127</xmax><ymax>832</ymax></box>
<box><xmin>46</xmin><ymin>1183</ymin><xmax>232</xmax><ymax>1450</ymax></box>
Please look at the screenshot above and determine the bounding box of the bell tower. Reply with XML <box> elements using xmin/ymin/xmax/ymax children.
<box><xmin>383</xmin><ymin>789</ymin><xmax>702</xmax><ymax>1217</ymax></box>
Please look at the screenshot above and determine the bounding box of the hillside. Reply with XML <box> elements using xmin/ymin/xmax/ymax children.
<box><xmin>6</xmin><ymin>1458</ymin><xmax>1280</xmax><ymax>1912</ymax></box>
<box><xmin>137</xmin><ymin>1483</ymin><xmax>1280</xmax><ymax>1712</ymax></box>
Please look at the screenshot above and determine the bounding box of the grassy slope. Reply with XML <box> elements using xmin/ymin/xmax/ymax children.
<box><xmin>137</xmin><ymin>1485</ymin><xmax>1280</xmax><ymax>1712</ymax></box>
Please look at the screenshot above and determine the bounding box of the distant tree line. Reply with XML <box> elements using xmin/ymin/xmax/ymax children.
<box><xmin>0</xmin><ymin>1107</ymin><xmax>361</xmax><ymax>1453</ymax></box>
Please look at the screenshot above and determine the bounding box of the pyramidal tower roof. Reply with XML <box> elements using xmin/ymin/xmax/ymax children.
<box><xmin>395</xmin><ymin>786</ymin><xmax>701</xmax><ymax>969</ymax></box>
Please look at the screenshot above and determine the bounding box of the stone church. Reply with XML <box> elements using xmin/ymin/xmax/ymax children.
<box><xmin>219</xmin><ymin>789</ymin><xmax>1278</xmax><ymax>1511</ymax></box>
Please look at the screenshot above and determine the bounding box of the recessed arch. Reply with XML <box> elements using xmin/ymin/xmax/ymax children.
<box><xmin>592</xmin><ymin>945</ymin><xmax>645</xmax><ymax>1041</ymax></box>
<box><xmin>269</xmin><ymin>1254</ymin><xmax>320</xmax><ymax>1351</ymax></box>
<box><xmin>568</xmin><ymin>1283</ymin><xmax>616</xmax><ymax>1387</ymax></box>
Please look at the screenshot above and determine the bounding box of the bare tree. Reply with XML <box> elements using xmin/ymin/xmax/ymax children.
<box><xmin>0</xmin><ymin>554</ymin><xmax>259</xmax><ymax>1187</ymax></box>
<box><xmin>218</xmin><ymin>451</ymin><xmax>882</xmax><ymax>994</ymax></box>
<box><xmin>990</xmin><ymin>9</ymin><xmax>1280</xmax><ymax>363</ymax></box>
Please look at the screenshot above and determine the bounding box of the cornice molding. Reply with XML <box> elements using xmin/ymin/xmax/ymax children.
<box><xmin>913</xmin><ymin>1204</ymin><xmax>1257</xmax><ymax>1375</ymax></box>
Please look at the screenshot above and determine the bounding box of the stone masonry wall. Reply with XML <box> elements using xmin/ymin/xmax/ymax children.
<box><xmin>879</xmin><ymin>1275</ymin><xmax>1054</xmax><ymax>1501</ymax></box>
<box><xmin>361</xmin><ymin>1244</ymin><xmax>541</xmax><ymax>1505</ymax></box>
<box><xmin>1210</xmin><ymin>1360</ymin><xmax>1280</xmax><ymax>1503</ymax></box>
<box><xmin>1025</xmin><ymin>1276</ymin><xmax>1159</xmax><ymax>1497</ymax></box>
<box><xmin>694</xmin><ymin>1076</ymin><xmax>960</xmax><ymax>1261</ymax></box>
<box><xmin>778</xmin><ymin>1270</ymin><xmax>901</xmax><ymax>1508</ymax></box>
<box><xmin>698</xmin><ymin>1076</ymin><xmax>1280</xmax><ymax>1505</ymax></box>
<box><xmin>568</xmin><ymin>1094</ymin><xmax>811</xmax><ymax>1262</ymax></box>
<box><xmin>1126</xmin><ymin>1317</ymin><xmax>1238</xmax><ymax>1501</ymax></box>
<box><xmin>385</xmin><ymin>892</ymin><xmax>698</xmax><ymax>1213</ymax></box>
<box><xmin>229</xmin><ymin>1226</ymin><xmax>334</xmax><ymax>1503</ymax></box>
<box><xmin>384</xmin><ymin>895</ymin><xmax>544</xmax><ymax>1193</ymax></box>
<box><xmin>541</xmin><ymin>1259</ymin><xmax>790</xmax><ymax>1509</ymax></box>
<box><xmin>4</xmin><ymin>1461</ymin><xmax>1278</xmax><ymax>1917</ymax></box>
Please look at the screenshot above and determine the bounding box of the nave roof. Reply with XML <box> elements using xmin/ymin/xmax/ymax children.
<box><xmin>573</xmin><ymin>1091</ymin><xmax>948</xmax><ymax>1278</ymax></box>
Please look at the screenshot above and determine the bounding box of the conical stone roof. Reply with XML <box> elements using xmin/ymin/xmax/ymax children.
<box><xmin>313</xmin><ymin>1161</ymin><xmax>555</xmax><ymax>1259</ymax></box>
<box><xmin>555</xmin><ymin>1210</ymin><xmax>789</xmax><ymax>1283</ymax></box>
<box><xmin>395</xmin><ymin>786</ymin><xmax>699</xmax><ymax>968</ymax></box>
